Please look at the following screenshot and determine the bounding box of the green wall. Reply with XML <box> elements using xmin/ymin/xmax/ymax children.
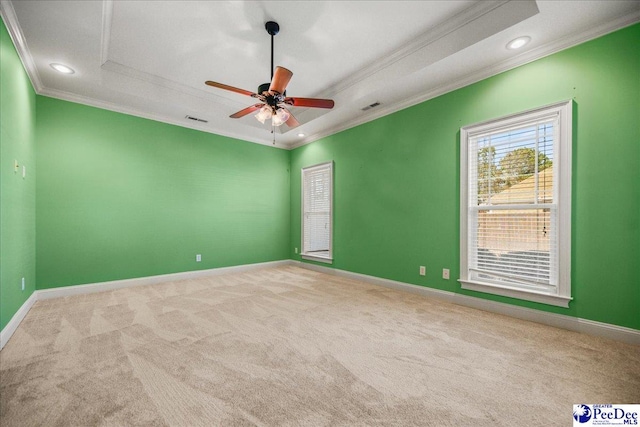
<box><xmin>291</xmin><ymin>24</ymin><xmax>640</xmax><ymax>330</ymax></box>
<box><xmin>36</xmin><ymin>98</ymin><xmax>290</xmax><ymax>289</ymax></box>
<box><xmin>0</xmin><ymin>17</ymin><xmax>37</xmax><ymax>331</ymax></box>
<box><xmin>1</xmin><ymin>17</ymin><xmax>637</xmax><ymax>333</ymax></box>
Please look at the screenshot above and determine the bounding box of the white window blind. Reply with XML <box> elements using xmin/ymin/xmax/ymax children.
<box><xmin>470</xmin><ymin>117</ymin><xmax>556</xmax><ymax>290</ymax></box>
<box><xmin>460</xmin><ymin>101</ymin><xmax>572</xmax><ymax>307</ymax></box>
<box><xmin>302</xmin><ymin>162</ymin><xmax>333</xmax><ymax>263</ymax></box>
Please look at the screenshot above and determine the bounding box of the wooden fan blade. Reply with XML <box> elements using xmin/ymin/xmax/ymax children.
<box><xmin>284</xmin><ymin>97</ymin><xmax>334</xmax><ymax>109</ymax></box>
<box><xmin>205</xmin><ymin>81</ymin><xmax>257</xmax><ymax>97</ymax></box>
<box><xmin>230</xmin><ymin>104</ymin><xmax>264</xmax><ymax>119</ymax></box>
<box><xmin>285</xmin><ymin>110</ymin><xmax>300</xmax><ymax>128</ymax></box>
<box><xmin>269</xmin><ymin>66</ymin><xmax>293</xmax><ymax>94</ymax></box>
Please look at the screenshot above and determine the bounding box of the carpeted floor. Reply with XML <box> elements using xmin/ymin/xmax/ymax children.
<box><xmin>1</xmin><ymin>265</ymin><xmax>638</xmax><ymax>426</ymax></box>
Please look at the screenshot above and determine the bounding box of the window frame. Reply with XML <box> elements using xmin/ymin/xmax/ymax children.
<box><xmin>459</xmin><ymin>100</ymin><xmax>573</xmax><ymax>308</ymax></box>
<box><xmin>301</xmin><ymin>161</ymin><xmax>334</xmax><ymax>264</ymax></box>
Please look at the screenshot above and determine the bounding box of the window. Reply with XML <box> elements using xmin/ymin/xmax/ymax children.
<box><xmin>302</xmin><ymin>161</ymin><xmax>333</xmax><ymax>263</ymax></box>
<box><xmin>460</xmin><ymin>101</ymin><xmax>572</xmax><ymax>307</ymax></box>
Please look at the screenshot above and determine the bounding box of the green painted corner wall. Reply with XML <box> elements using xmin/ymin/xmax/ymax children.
<box><xmin>290</xmin><ymin>24</ymin><xmax>640</xmax><ymax>330</ymax></box>
<box><xmin>0</xmin><ymin>17</ymin><xmax>37</xmax><ymax>331</ymax></box>
<box><xmin>36</xmin><ymin>97</ymin><xmax>291</xmax><ymax>289</ymax></box>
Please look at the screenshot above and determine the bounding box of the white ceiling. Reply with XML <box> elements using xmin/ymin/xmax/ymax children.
<box><xmin>2</xmin><ymin>0</ymin><xmax>639</xmax><ymax>149</ymax></box>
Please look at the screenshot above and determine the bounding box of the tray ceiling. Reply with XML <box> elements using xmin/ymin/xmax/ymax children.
<box><xmin>2</xmin><ymin>0</ymin><xmax>639</xmax><ymax>149</ymax></box>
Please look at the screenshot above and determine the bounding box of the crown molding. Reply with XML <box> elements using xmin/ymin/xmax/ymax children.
<box><xmin>3</xmin><ymin>0</ymin><xmax>638</xmax><ymax>151</ymax></box>
<box><xmin>291</xmin><ymin>10</ymin><xmax>640</xmax><ymax>149</ymax></box>
<box><xmin>0</xmin><ymin>0</ymin><xmax>43</xmax><ymax>92</ymax></box>
<box><xmin>325</xmin><ymin>1</ymin><xmax>512</xmax><ymax>98</ymax></box>
<box><xmin>101</xmin><ymin>60</ymin><xmax>248</xmax><ymax>108</ymax></box>
<box><xmin>38</xmin><ymin>87</ymin><xmax>290</xmax><ymax>150</ymax></box>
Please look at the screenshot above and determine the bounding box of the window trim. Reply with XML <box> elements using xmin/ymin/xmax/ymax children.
<box><xmin>301</xmin><ymin>161</ymin><xmax>334</xmax><ymax>264</ymax></box>
<box><xmin>459</xmin><ymin>100</ymin><xmax>572</xmax><ymax>308</ymax></box>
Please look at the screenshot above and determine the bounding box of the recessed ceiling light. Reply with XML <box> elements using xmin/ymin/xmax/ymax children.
<box><xmin>297</xmin><ymin>133</ymin><xmax>305</xmax><ymax>137</ymax></box>
<box><xmin>50</xmin><ymin>63</ymin><xmax>75</xmax><ymax>74</ymax></box>
<box><xmin>506</xmin><ymin>36</ymin><xmax>531</xmax><ymax>50</ymax></box>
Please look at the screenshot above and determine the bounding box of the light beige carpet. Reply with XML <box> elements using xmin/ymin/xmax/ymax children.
<box><xmin>1</xmin><ymin>265</ymin><xmax>638</xmax><ymax>426</ymax></box>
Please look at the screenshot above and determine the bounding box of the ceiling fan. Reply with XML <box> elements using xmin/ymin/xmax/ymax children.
<box><xmin>205</xmin><ymin>21</ymin><xmax>334</xmax><ymax>129</ymax></box>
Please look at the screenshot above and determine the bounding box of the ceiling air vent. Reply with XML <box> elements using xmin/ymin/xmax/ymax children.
<box><xmin>361</xmin><ymin>102</ymin><xmax>381</xmax><ymax>111</ymax></box>
<box><xmin>185</xmin><ymin>115</ymin><xmax>208</xmax><ymax>123</ymax></box>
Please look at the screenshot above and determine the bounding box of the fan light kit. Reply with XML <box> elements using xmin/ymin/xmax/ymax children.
<box><xmin>205</xmin><ymin>21</ymin><xmax>334</xmax><ymax>131</ymax></box>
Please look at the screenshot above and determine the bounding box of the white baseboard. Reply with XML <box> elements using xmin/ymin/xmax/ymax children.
<box><xmin>36</xmin><ymin>260</ymin><xmax>291</xmax><ymax>300</ymax></box>
<box><xmin>2</xmin><ymin>259</ymin><xmax>638</xmax><ymax>350</ymax></box>
<box><xmin>296</xmin><ymin>260</ymin><xmax>459</xmax><ymax>303</ymax></box>
<box><xmin>293</xmin><ymin>261</ymin><xmax>640</xmax><ymax>346</ymax></box>
<box><xmin>0</xmin><ymin>291</ymin><xmax>37</xmax><ymax>350</ymax></box>
<box><xmin>0</xmin><ymin>260</ymin><xmax>289</xmax><ymax>350</ymax></box>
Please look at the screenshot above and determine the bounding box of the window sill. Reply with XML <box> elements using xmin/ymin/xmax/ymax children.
<box><xmin>301</xmin><ymin>254</ymin><xmax>333</xmax><ymax>264</ymax></box>
<box><xmin>459</xmin><ymin>279</ymin><xmax>572</xmax><ymax>308</ymax></box>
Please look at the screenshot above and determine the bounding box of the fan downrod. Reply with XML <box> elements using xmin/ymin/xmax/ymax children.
<box><xmin>261</xmin><ymin>21</ymin><xmax>280</xmax><ymax>94</ymax></box>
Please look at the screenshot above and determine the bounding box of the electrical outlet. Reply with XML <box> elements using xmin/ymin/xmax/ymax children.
<box><xmin>196</xmin><ymin>254</ymin><xmax>201</xmax><ymax>262</ymax></box>
<box><xmin>442</xmin><ymin>269</ymin><xmax>450</xmax><ymax>280</ymax></box>
<box><xmin>294</xmin><ymin>247</ymin><xmax>298</xmax><ymax>254</ymax></box>
<box><xmin>419</xmin><ymin>266</ymin><xmax>426</xmax><ymax>276</ymax></box>
<box><xmin>14</xmin><ymin>160</ymin><xmax>19</xmax><ymax>173</ymax></box>
<box><xmin>21</xmin><ymin>277</ymin><xmax>25</xmax><ymax>291</ymax></box>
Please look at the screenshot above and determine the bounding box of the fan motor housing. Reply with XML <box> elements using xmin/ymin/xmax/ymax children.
<box><xmin>256</xmin><ymin>83</ymin><xmax>287</xmax><ymax>102</ymax></box>
<box><xmin>258</xmin><ymin>83</ymin><xmax>271</xmax><ymax>95</ymax></box>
